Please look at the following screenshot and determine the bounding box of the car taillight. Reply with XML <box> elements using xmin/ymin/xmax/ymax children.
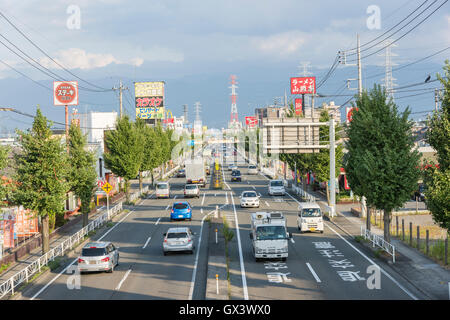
<box><xmin>164</xmin><ymin>239</ymin><xmax>167</xmax><ymax>243</ymax></box>
<box><xmin>101</xmin><ymin>257</ymin><xmax>110</xmax><ymax>262</ymax></box>
<box><xmin>78</xmin><ymin>258</ymin><xmax>85</xmax><ymax>263</ymax></box>
<box><xmin>188</xmin><ymin>239</ymin><xmax>192</xmax><ymax>242</ymax></box>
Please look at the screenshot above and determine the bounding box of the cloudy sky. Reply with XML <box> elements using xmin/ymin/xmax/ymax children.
<box><xmin>0</xmin><ymin>0</ymin><xmax>449</xmax><ymax>131</ymax></box>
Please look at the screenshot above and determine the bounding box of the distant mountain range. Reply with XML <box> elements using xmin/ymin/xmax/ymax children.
<box><xmin>0</xmin><ymin>61</ymin><xmax>444</xmax><ymax>134</ymax></box>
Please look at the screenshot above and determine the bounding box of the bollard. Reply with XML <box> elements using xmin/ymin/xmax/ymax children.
<box><xmin>426</xmin><ymin>230</ymin><xmax>429</xmax><ymax>256</ymax></box>
<box><xmin>417</xmin><ymin>226</ymin><xmax>420</xmax><ymax>250</ymax></box>
<box><xmin>216</xmin><ymin>274</ymin><xmax>219</xmax><ymax>295</ymax></box>
<box><xmin>402</xmin><ymin>219</ymin><xmax>405</xmax><ymax>241</ymax></box>
<box><xmin>396</xmin><ymin>216</ymin><xmax>399</xmax><ymax>237</ymax></box>
<box><xmin>445</xmin><ymin>237</ymin><xmax>448</xmax><ymax>266</ymax></box>
<box><xmin>410</xmin><ymin>222</ymin><xmax>413</xmax><ymax>246</ymax></box>
<box><xmin>215</xmin><ymin>228</ymin><xmax>218</xmax><ymax>244</ymax></box>
<box><xmin>215</xmin><ymin>205</ymin><xmax>219</xmax><ymax>219</ymax></box>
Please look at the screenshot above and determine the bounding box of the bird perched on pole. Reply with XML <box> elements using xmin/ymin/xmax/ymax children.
<box><xmin>425</xmin><ymin>75</ymin><xmax>431</xmax><ymax>83</ymax></box>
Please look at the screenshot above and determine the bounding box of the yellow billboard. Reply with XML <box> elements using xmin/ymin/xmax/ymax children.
<box><xmin>135</xmin><ymin>82</ymin><xmax>165</xmax><ymax>120</ymax></box>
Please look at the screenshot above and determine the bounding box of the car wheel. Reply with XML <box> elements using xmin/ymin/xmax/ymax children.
<box><xmin>320</xmin><ymin>230</ymin><xmax>324</xmax><ymax>234</ymax></box>
<box><xmin>281</xmin><ymin>257</ymin><xmax>287</xmax><ymax>262</ymax></box>
<box><xmin>189</xmin><ymin>250</ymin><xmax>194</xmax><ymax>254</ymax></box>
<box><xmin>163</xmin><ymin>251</ymin><xmax>168</xmax><ymax>256</ymax></box>
<box><xmin>107</xmin><ymin>263</ymin><xmax>114</xmax><ymax>273</ymax></box>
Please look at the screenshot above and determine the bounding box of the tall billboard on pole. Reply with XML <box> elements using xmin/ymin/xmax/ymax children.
<box><xmin>290</xmin><ymin>77</ymin><xmax>316</xmax><ymax>94</ymax></box>
<box><xmin>134</xmin><ymin>81</ymin><xmax>165</xmax><ymax>123</ymax></box>
<box><xmin>53</xmin><ymin>81</ymin><xmax>79</xmax><ymax>106</ymax></box>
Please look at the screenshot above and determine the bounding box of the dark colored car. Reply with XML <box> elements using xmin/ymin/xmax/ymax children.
<box><xmin>177</xmin><ymin>169</ymin><xmax>186</xmax><ymax>178</ymax></box>
<box><xmin>231</xmin><ymin>170</ymin><xmax>241</xmax><ymax>182</ymax></box>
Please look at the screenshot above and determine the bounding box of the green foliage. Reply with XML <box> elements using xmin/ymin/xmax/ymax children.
<box><xmin>13</xmin><ymin>107</ymin><xmax>70</xmax><ymax>226</ymax></box>
<box><xmin>0</xmin><ymin>144</ymin><xmax>11</xmax><ymax>205</ymax></box>
<box><xmin>344</xmin><ymin>85</ymin><xmax>421</xmax><ymax>241</ymax></box>
<box><xmin>313</xmin><ymin>110</ymin><xmax>344</xmax><ymax>183</ymax></box>
<box><xmin>424</xmin><ymin>60</ymin><xmax>450</xmax><ymax>233</ymax></box>
<box><xmin>103</xmin><ymin>115</ymin><xmax>144</xmax><ymax>200</ymax></box>
<box><xmin>68</xmin><ymin>124</ymin><xmax>98</xmax><ymax>225</ymax></box>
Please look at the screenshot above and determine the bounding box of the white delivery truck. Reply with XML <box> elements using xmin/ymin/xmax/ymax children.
<box><xmin>297</xmin><ymin>202</ymin><xmax>324</xmax><ymax>233</ymax></box>
<box><xmin>185</xmin><ymin>158</ymin><xmax>207</xmax><ymax>187</ymax></box>
<box><xmin>249</xmin><ymin>212</ymin><xmax>291</xmax><ymax>262</ymax></box>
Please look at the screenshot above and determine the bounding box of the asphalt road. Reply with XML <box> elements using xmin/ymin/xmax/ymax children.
<box><xmin>22</xmin><ymin>146</ymin><xmax>421</xmax><ymax>300</ymax></box>
<box><xmin>24</xmin><ymin>172</ymin><xmax>228</xmax><ymax>300</ymax></box>
<box><xmin>220</xmin><ymin>151</ymin><xmax>418</xmax><ymax>300</ymax></box>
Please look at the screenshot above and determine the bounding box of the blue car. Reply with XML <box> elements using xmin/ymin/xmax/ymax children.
<box><xmin>170</xmin><ymin>201</ymin><xmax>192</xmax><ymax>221</ymax></box>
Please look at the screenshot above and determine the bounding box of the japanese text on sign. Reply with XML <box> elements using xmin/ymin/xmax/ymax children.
<box><xmin>290</xmin><ymin>77</ymin><xmax>316</xmax><ymax>94</ymax></box>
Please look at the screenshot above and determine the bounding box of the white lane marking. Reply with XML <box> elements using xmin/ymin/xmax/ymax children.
<box><xmin>165</xmin><ymin>204</ymin><xmax>170</xmax><ymax>210</ymax></box>
<box><xmin>31</xmin><ymin>209</ymin><xmax>136</xmax><ymax>300</ymax></box>
<box><xmin>258</xmin><ymin>193</ymin><xmax>262</xmax><ymax>197</ymax></box>
<box><xmin>143</xmin><ymin>237</ymin><xmax>151</xmax><ymax>249</ymax></box>
<box><xmin>230</xmin><ymin>191</ymin><xmax>249</xmax><ymax>300</ymax></box>
<box><xmin>251</xmin><ymin>185</ymin><xmax>256</xmax><ymax>190</ymax></box>
<box><xmin>201</xmin><ymin>193</ymin><xmax>206</xmax><ymax>206</ymax></box>
<box><xmin>290</xmin><ymin>238</ymin><xmax>295</xmax><ymax>244</ymax></box>
<box><xmin>189</xmin><ymin>207</ymin><xmax>219</xmax><ymax>300</ymax></box>
<box><xmin>247</xmin><ymin>181</ymin><xmax>250</xmax><ymax>184</ymax></box>
<box><xmin>264</xmin><ymin>201</ymin><xmax>270</xmax><ymax>207</ymax></box>
<box><xmin>259</xmin><ymin>170</ymin><xmax>418</xmax><ymax>299</ymax></box>
<box><xmin>306</xmin><ymin>263</ymin><xmax>321</xmax><ymax>283</ymax></box>
<box><xmin>225</xmin><ymin>192</ymin><xmax>229</xmax><ymax>205</ymax></box>
<box><xmin>155</xmin><ymin>217</ymin><xmax>161</xmax><ymax>225</ymax></box>
<box><xmin>174</xmin><ymin>195</ymin><xmax>177</xmax><ymax>199</ymax></box>
<box><xmin>115</xmin><ymin>268</ymin><xmax>132</xmax><ymax>291</ymax></box>
<box><xmin>326</xmin><ymin>224</ymin><xmax>418</xmax><ymax>300</ymax></box>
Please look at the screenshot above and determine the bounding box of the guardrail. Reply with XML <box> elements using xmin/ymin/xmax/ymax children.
<box><xmin>361</xmin><ymin>226</ymin><xmax>396</xmax><ymax>263</ymax></box>
<box><xmin>0</xmin><ymin>183</ymin><xmax>154</xmax><ymax>299</ymax></box>
<box><xmin>291</xmin><ymin>184</ymin><xmax>316</xmax><ymax>202</ymax></box>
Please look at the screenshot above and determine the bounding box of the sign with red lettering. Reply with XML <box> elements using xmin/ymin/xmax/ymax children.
<box><xmin>294</xmin><ymin>98</ymin><xmax>302</xmax><ymax>115</ymax></box>
<box><xmin>245</xmin><ymin>116</ymin><xmax>258</xmax><ymax>128</ymax></box>
<box><xmin>290</xmin><ymin>77</ymin><xmax>316</xmax><ymax>94</ymax></box>
<box><xmin>54</xmin><ymin>81</ymin><xmax>78</xmax><ymax>106</ymax></box>
<box><xmin>346</xmin><ymin>107</ymin><xmax>358</xmax><ymax>123</ymax></box>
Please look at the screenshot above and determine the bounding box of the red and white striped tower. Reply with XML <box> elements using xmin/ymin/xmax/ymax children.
<box><xmin>229</xmin><ymin>75</ymin><xmax>239</xmax><ymax>128</ymax></box>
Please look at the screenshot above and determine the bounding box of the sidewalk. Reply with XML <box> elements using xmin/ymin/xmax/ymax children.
<box><xmin>0</xmin><ymin>178</ymin><xmax>147</xmax><ymax>285</ymax></box>
<box><xmin>302</xmin><ymin>188</ymin><xmax>450</xmax><ymax>300</ymax></box>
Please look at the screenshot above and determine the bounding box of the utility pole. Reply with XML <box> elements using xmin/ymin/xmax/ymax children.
<box><xmin>435</xmin><ymin>89</ymin><xmax>439</xmax><ymax>112</ymax></box>
<box><xmin>112</xmin><ymin>80</ymin><xmax>128</xmax><ymax>118</ymax></box>
<box><xmin>329</xmin><ymin>117</ymin><xmax>336</xmax><ymax>218</ymax></box>
<box><xmin>357</xmin><ymin>34</ymin><xmax>362</xmax><ymax>96</ymax></box>
<box><xmin>357</xmin><ymin>33</ymin><xmax>368</xmax><ymax>221</ymax></box>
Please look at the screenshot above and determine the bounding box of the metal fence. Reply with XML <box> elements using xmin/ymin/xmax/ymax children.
<box><xmin>0</xmin><ymin>186</ymin><xmax>150</xmax><ymax>299</ymax></box>
<box><xmin>361</xmin><ymin>226</ymin><xmax>396</xmax><ymax>263</ymax></box>
<box><xmin>291</xmin><ymin>184</ymin><xmax>316</xmax><ymax>202</ymax></box>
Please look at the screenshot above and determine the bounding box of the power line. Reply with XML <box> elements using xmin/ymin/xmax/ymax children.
<box><xmin>0</xmin><ymin>107</ymin><xmax>115</xmax><ymax>130</ymax></box>
<box><xmin>0</xmin><ymin>9</ymin><xmax>110</xmax><ymax>92</ymax></box>
<box><xmin>347</xmin><ymin>0</ymin><xmax>435</xmax><ymax>54</ymax></box>
<box><xmin>364</xmin><ymin>45</ymin><xmax>450</xmax><ymax>80</ymax></box>
<box><xmin>348</xmin><ymin>0</ymin><xmax>448</xmax><ymax>62</ymax></box>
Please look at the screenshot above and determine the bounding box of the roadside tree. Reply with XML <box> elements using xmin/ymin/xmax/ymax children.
<box><xmin>68</xmin><ymin>123</ymin><xmax>98</xmax><ymax>227</ymax></box>
<box><xmin>13</xmin><ymin>108</ymin><xmax>70</xmax><ymax>253</ymax></box>
<box><xmin>344</xmin><ymin>85</ymin><xmax>421</xmax><ymax>242</ymax></box>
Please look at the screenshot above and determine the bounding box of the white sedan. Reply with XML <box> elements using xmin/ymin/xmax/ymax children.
<box><xmin>239</xmin><ymin>191</ymin><xmax>260</xmax><ymax>208</ymax></box>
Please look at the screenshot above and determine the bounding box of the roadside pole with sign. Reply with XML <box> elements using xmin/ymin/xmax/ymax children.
<box><xmin>53</xmin><ymin>81</ymin><xmax>79</xmax><ymax>151</ymax></box>
<box><xmin>101</xmin><ymin>182</ymin><xmax>113</xmax><ymax>218</ymax></box>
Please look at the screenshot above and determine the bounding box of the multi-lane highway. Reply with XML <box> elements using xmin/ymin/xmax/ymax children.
<box><xmin>23</xmin><ymin>146</ymin><xmax>421</xmax><ymax>300</ymax></box>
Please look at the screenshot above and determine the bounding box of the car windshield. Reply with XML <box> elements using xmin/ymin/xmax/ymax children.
<box><xmin>302</xmin><ymin>208</ymin><xmax>321</xmax><ymax>217</ymax></box>
<box><xmin>157</xmin><ymin>184</ymin><xmax>168</xmax><ymax>189</ymax></box>
<box><xmin>82</xmin><ymin>248</ymin><xmax>107</xmax><ymax>256</ymax></box>
<box><xmin>243</xmin><ymin>192</ymin><xmax>257</xmax><ymax>198</ymax></box>
<box><xmin>167</xmin><ymin>232</ymin><xmax>188</xmax><ymax>239</ymax></box>
<box><xmin>249</xmin><ymin>166</ymin><xmax>256</xmax><ymax>169</ymax></box>
<box><xmin>232</xmin><ymin>171</ymin><xmax>241</xmax><ymax>176</ymax></box>
<box><xmin>255</xmin><ymin>226</ymin><xmax>287</xmax><ymax>240</ymax></box>
<box><xmin>270</xmin><ymin>181</ymin><xmax>283</xmax><ymax>187</ymax></box>
<box><xmin>185</xmin><ymin>185</ymin><xmax>198</xmax><ymax>189</ymax></box>
<box><xmin>174</xmin><ymin>203</ymin><xmax>189</xmax><ymax>210</ymax></box>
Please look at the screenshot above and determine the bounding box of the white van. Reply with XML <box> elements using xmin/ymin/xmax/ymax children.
<box><xmin>297</xmin><ymin>202</ymin><xmax>324</xmax><ymax>233</ymax></box>
<box><xmin>156</xmin><ymin>182</ymin><xmax>170</xmax><ymax>199</ymax></box>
